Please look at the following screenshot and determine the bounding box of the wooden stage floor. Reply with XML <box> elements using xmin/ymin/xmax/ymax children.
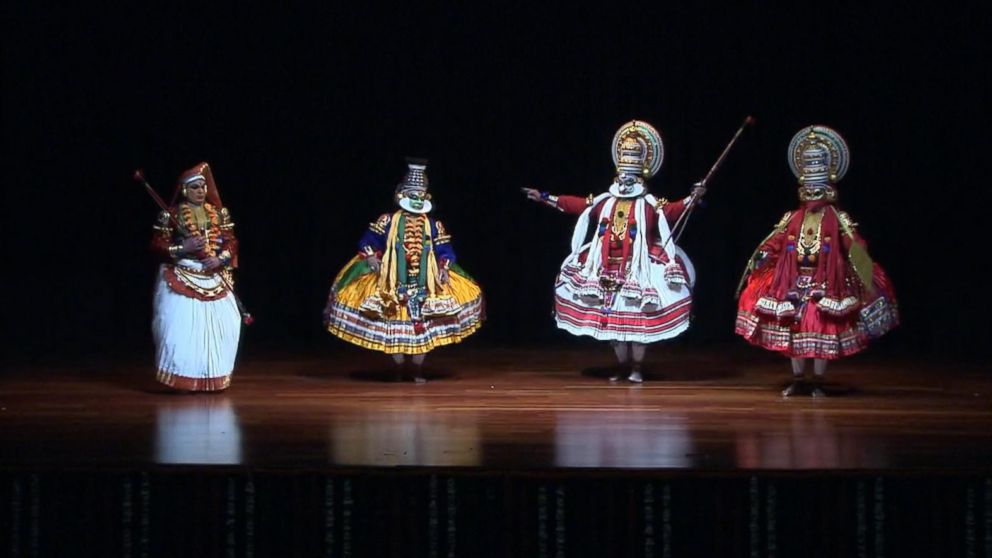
<box><xmin>2</xmin><ymin>346</ymin><xmax>989</xmax><ymax>473</ymax></box>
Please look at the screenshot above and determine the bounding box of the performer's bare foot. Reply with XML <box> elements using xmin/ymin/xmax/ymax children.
<box><xmin>414</xmin><ymin>373</ymin><xmax>427</xmax><ymax>384</ymax></box>
<box><xmin>627</xmin><ymin>371</ymin><xmax>643</xmax><ymax>383</ymax></box>
<box><xmin>781</xmin><ymin>380</ymin><xmax>805</xmax><ymax>397</ymax></box>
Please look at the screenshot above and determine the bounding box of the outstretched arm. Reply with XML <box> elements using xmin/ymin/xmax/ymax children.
<box><xmin>521</xmin><ymin>187</ymin><xmax>594</xmax><ymax>215</ymax></box>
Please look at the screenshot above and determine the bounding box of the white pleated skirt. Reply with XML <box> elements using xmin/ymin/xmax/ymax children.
<box><xmin>152</xmin><ymin>264</ymin><xmax>241</xmax><ymax>391</ymax></box>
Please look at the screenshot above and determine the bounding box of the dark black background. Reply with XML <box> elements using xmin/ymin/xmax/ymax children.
<box><xmin>3</xmin><ymin>4</ymin><xmax>985</xmax><ymax>362</ymax></box>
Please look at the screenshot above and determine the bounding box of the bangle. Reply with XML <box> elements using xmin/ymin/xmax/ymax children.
<box><xmin>168</xmin><ymin>245</ymin><xmax>183</xmax><ymax>256</ymax></box>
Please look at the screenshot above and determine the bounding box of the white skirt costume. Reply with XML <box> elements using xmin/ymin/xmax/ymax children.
<box><xmin>153</xmin><ymin>258</ymin><xmax>241</xmax><ymax>391</ymax></box>
<box><xmin>554</xmin><ymin>193</ymin><xmax>696</xmax><ymax>343</ymax></box>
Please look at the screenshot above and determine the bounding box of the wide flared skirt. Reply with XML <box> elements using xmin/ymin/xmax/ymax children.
<box><xmin>735</xmin><ymin>264</ymin><xmax>899</xmax><ymax>359</ymax></box>
<box><xmin>552</xmin><ymin>252</ymin><xmax>694</xmax><ymax>343</ymax></box>
<box><xmin>324</xmin><ymin>257</ymin><xmax>484</xmax><ymax>354</ymax></box>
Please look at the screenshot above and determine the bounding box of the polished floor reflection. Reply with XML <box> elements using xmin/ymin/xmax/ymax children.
<box><xmin>330</xmin><ymin>408</ymin><xmax>481</xmax><ymax>466</ymax></box>
<box><xmin>155</xmin><ymin>397</ymin><xmax>242</xmax><ymax>465</ymax></box>
<box><xmin>1</xmin><ymin>347</ymin><xmax>989</xmax><ymax>471</ymax></box>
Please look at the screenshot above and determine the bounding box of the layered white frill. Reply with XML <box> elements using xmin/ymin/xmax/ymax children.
<box><xmin>554</xmin><ymin>193</ymin><xmax>695</xmax><ymax>343</ymax></box>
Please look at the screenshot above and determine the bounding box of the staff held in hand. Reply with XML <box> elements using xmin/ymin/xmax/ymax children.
<box><xmin>133</xmin><ymin>169</ymin><xmax>254</xmax><ymax>325</ymax></box>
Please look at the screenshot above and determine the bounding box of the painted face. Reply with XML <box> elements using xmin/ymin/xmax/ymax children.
<box><xmin>616</xmin><ymin>173</ymin><xmax>641</xmax><ymax>195</ymax></box>
<box><xmin>799</xmin><ymin>184</ymin><xmax>836</xmax><ymax>202</ymax></box>
<box><xmin>184</xmin><ymin>179</ymin><xmax>207</xmax><ymax>205</ymax></box>
<box><xmin>401</xmin><ymin>189</ymin><xmax>431</xmax><ymax>210</ymax></box>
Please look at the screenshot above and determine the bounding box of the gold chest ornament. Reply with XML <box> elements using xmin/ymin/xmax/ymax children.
<box><xmin>611</xmin><ymin>200</ymin><xmax>634</xmax><ymax>240</ymax></box>
<box><xmin>189</xmin><ymin>205</ymin><xmax>211</xmax><ymax>231</ymax></box>
<box><xmin>797</xmin><ymin>210</ymin><xmax>826</xmax><ymax>264</ymax></box>
<box><xmin>402</xmin><ymin>214</ymin><xmax>426</xmax><ymax>277</ymax></box>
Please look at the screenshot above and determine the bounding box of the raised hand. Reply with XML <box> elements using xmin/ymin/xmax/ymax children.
<box><xmin>691</xmin><ymin>182</ymin><xmax>707</xmax><ymax>202</ymax></box>
<box><xmin>366</xmin><ymin>254</ymin><xmax>382</xmax><ymax>273</ymax></box>
<box><xmin>521</xmin><ymin>187</ymin><xmax>543</xmax><ymax>202</ymax></box>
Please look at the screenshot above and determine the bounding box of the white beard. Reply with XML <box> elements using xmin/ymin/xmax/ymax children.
<box><xmin>608</xmin><ymin>181</ymin><xmax>646</xmax><ymax>198</ymax></box>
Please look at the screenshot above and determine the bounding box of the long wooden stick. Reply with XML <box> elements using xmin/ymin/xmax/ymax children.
<box><xmin>662</xmin><ymin>116</ymin><xmax>754</xmax><ymax>249</ymax></box>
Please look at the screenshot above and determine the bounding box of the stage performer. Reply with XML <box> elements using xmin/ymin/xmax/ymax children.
<box><xmin>523</xmin><ymin>120</ymin><xmax>705</xmax><ymax>383</ymax></box>
<box><xmin>736</xmin><ymin>125</ymin><xmax>898</xmax><ymax>397</ymax></box>
<box><xmin>150</xmin><ymin>162</ymin><xmax>243</xmax><ymax>392</ymax></box>
<box><xmin>323</xmin><ymin>159</ymin><xmax>484</xmax><ymax>383</ymax></box>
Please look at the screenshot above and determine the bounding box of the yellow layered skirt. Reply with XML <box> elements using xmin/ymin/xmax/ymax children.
<box><xmin>324</xmin><ymin>256</ymin><xmax>484</xmax><ymax>354</ymax></box>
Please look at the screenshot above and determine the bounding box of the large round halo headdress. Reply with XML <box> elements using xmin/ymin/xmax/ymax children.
<box><xmin>612</xmin><ymin>120</ymin><xmax>665</xmax><ymax>179</ymax></box>
<box><xmin>787</xmin><ymin>125</ymin><xmax>850</xmax><ymax>184</ymax></box>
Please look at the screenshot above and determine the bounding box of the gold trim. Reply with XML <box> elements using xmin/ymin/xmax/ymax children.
<box><xmin>326</xmin><ymin>320</ymin><xmax>483</xmax><ymax>355</ymax></box>
<box><xmin>156</xmin><ymin>370</ymin><xmax>231</xmax><ymax>392</ymax></box>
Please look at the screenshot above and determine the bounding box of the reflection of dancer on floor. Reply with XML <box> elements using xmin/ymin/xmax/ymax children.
<box><xmin>523</xmin><ymin>120</ymin><xmax>704</xmax><ymax>383</ymax></box>
<box><xmin>323</xmin><ymin>159</ymin><xmax>485</xmax><ymax>383</ymax></box>
<box><xmin>736</xmin><ymin>126</ymin><xmax>898</xmax><ymax>397</ymax></box>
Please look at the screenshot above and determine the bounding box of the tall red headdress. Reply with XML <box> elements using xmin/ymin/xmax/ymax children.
<box><xmin>172</xmin><ymin>162</ymin><xmax>224</xmax><ymax>208</ymax></box>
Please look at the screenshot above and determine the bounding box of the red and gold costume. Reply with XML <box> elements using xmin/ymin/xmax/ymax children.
<box><xmin>532</xmin><ymin>121</ymin><xmax>699</xmax><ymax>345</ymax></box>
<box><xmin>151</xmin><ymin>197</ymin><xmax>238</xmax><ymax>302</ymax></box>
<box><xmin>550</xmin><ymin>192</ymin><xmax>695</xmax><ymax>340</ymax></box>
<box><xmin>150</xmin><ymin>163</ymin><xmax>242</xmax><ymax>391</ymax></box>
<box><xmin>736</xmin><ymin>126</ymin><xmax>898</xmax><ymax>360</ymax></box>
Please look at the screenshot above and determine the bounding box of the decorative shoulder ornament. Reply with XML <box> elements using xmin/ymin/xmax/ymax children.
<box><xmin>775</xmin><ymin>211</ymin><xmax>793</xmax><ymax>229</ymax></box>
<box><xmin>837</xmin><ymin>210</ymin><xmax>858</xmax><ymax>232</ymax></box>
<box><xmin>219</xmin><ymin>207</ymin><xmax>235</xmax><ymax>230</ymax></box>
<box><xmin>369</xmin><ymin>213</ymin><xmax>391</xmax><ymax>234</ymax></box>
<box><xmin>434</xmin><ymin>220</ymin><xmax>451</xmax><ymax>244</ymax></box>
<box><xmin>154</xmin><ymin>209</ymin><xmax>173</xmax><ymax>232</ymax></box>
<box><xmin>610</xmin><ymin>120</ymin><xmax>664</xmax><ymax>198</ymax></box>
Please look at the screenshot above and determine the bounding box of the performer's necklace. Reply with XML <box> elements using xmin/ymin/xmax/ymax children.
<box><xmin>799</xmin><ymin>210</ymin><xmax>824</xmax><ymax>257</ymax></box>
<box><xmin>612</xmin><ymin>200</ymin><xmax>634</xmax><ymax>240</ymax></box>
<box><xmin>189</xmin><ymin>205</ymin><xmax>210</xmax><ymax>231</ymax></box>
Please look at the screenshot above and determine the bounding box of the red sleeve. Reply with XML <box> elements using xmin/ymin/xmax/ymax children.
<box><xmin>150</xmin><ymin>209</ymin><xmax>176</xmax><ymax>263</ymax></box>
<box><xmin>661</xmin><ymin>197</ymin><xmax>688</xmax><ymax>226</ymax></box>
<box><xmin>760</xmin><ymin>230</ymin><xmax>786</xmax><ymax>256</ymax></box>
<box><xmin>150</xmin><ymin>232</ymin><xmax>173</xmax><ymax>262</ymax></box>
<box><xmin>556</xmin><ymin>194</ymin><xmax>594</xmax><ymax>215</ymax></box>
<box><xmin>222</xmin><ymin>229</ymin><xmax>240</xmax><ymax>268</ymax></box>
